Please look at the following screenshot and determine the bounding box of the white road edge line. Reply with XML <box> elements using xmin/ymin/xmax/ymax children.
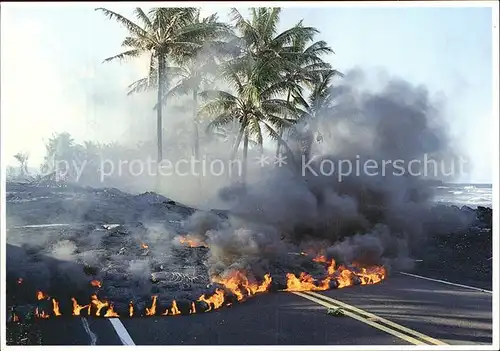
<box><xmin>399</xmin><ymin>271</ymin><xmax>492</xmax><ymax>294</ymax></box>
<box><xmin>80</xmin><ymin>318</ymin><xmax>97</xmax><ymax>345</ymax></box>
<box><xmin>109</xmin><ymin>318</ymin><xmax>136</xmax><ymax>345</ymax></box>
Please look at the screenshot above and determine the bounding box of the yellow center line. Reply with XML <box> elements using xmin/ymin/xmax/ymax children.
<box><xmin>292</xmin><ymin>291</ymin><xmax>426</xmax><ymax>345</ymax></box>
<box><xmin>303</xmin><ymin>291</ymin><xmax>448</xmax><ymax>346</ymax></box>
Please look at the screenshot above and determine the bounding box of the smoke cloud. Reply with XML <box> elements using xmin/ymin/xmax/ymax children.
<box><xmin>197</xmin><ymin>69</ymin><xmax>465</xmax><ymax>278</ymax></box>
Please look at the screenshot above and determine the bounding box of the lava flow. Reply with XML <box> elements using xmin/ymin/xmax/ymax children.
<box><xmin>212</xmin><ymin>271</ymin><xmax>272</xmax><ymax>301</ymax></box>
<box><xmin>90</xmin><ymin>280</ymin><xmax>102</xmax><ymax>288</ymax></box>
<box><xmin>37</xmin><ymin>291</ymin><xmax>47</xmax><ymax>300</ymax></box>
<box><xmin>285</xmin><ymin>256</ymin><xmax>386</xmax><ymax>291</ymax></box>
<box><xmin>9</xmin><ymin>254</ymin><xmax>386</xmax><ymax>322</ymax></box>
<box><xmin>177</xmin><ymin>235</ymin><xmax>208</xmax><ymax>248</ymax></box>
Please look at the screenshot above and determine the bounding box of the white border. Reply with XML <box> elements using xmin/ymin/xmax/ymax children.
<box><xmin>0</xmin><ymin>1</ymin><xmax>498</xmax><ymax>9</ymax></box>
<box><xmin>1</xmin><ymin>2</ymin><xmax>8</xmax><ymax>347</ymax></box>
<box><xmin>491</xmin><ymin>1</ymin><xmax>499</xmax><ymax>350</ymax></box>
<box><xmin>1</xmin><ymin>1</ymin><xmax>498</xmax><ymax>350</ymax></box>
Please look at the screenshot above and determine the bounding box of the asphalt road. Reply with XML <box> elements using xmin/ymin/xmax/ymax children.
<box><xmin>32</xmin><ymin>272</ymin><xmax>492</xmax><ymax>346</ymax></box>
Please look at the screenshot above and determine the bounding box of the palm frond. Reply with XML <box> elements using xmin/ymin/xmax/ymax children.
<box><xmin>121</xmin><ymin>36</ymin><xmax>150</xmax><ymax>50</ymax></box>
<box><xmin>128</xmin><ymin>77</ymin><xmax>153</xmax><ymax>95</ymax></box>
<box><xmin>205</xmin><ymin>113</ymin><xmax>238</xmax><ymax>132</ymax></box>
<box><xmin>199</xmin><ymin>90</ymin><xmax>238</xmax><ymax>104</ymax></box>
<box><xmin>133</xmin><ymin>8</ymin><xmax>152</xmax><ymax>29</ymax></box>
<box><xmin>102</xmin><ymin>49</ymin><xmax>141</xmax><ymax>63</ymax></box>
<box><xmin>164</xmin><ymin>81</ymin><xmax>190</xmax><ymax>99</ymax></box>
<box><xmin>262</xmin><ymin>8</ymin><xmax>282</xmax><ymax>41</ymax></box>
<box><xmin>261</xmin><ymin>120</ymin><xmax>294</xmax><ymax>159</ymax></box>
<box><xmin>95</xmin><ymin>8</ymin><xmax>147</xmax><ymax>37</ymax></box>
<box><xmin>303</xmin><ymin>40</ymin><xmax>334</xmax><ymax>57</ymax></box>
<box><xmin>199</xmin><ymin>98</ymin><xmax>238</xmax><ymax>118</ymax></box>
<box><xmin>127</xmin><ymin>53</ymin><xmax>157</xmax><ymax>95</ymax></box>
<box><xmin>230</xmin><ymin>8</ymin><xmax>260</xmax><ymax>47</ymax></box>
<box><xmin>260</xmin><ymin>80</ymin><xmax>298</xmax><ymax>100</ymax></box>
<box><xmin>272</xmin><ymin>25</ymin><xmax>318</xmax><ymax>49</ymax></box>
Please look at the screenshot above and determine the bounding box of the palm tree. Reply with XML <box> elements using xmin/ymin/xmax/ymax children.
<box><xmin>41</xmin><ymin>132</ymin><xmax>75</xmax><ymax>177</ymax></box>
<box><xmin>13</xmin><ymin>152</ymin><xmax>29</xmax><ymax>179</ymax></box>
<box><xmin>275</xmin><ymin>34</ymin><xmax>337</xmax><ymax>158</ymax></box>
<box><xmin>97</xmin><ymin>7</ymin><xmax>230</xmax><ymax>165</ymax></box>
<box><xmin>199</xmin><ymin>8</ymin><xmax>320</xmax><ymax>182</ymax></box>
<box><xmin>292</xmin><ymin>69</ymin><xmax>340</xmax><ymax>162</ymax></box>
<box><xmin>199</xmin><ymin>78</ymin><xmax>294</xmax><ymax>183</ymax></box>
<box><xmin>166</xmin><ymin>61</ymin><xmax>213</xmax><ymax>160</ymax></box>
<box><xmin>158</xmin><ymin>13</ymin><xmax>229</xmax><ymax>160</ymax></box>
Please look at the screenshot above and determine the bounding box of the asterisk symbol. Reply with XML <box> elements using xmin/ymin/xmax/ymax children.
<box><xmin>274</xmin><ymin>153</ymin><xmax>287</xmax><ymax>167</ymax></box>
<box><xmin>255</xmin><ymin>154</ymin><xmax>270</xmax><ymax>167</ymax></box>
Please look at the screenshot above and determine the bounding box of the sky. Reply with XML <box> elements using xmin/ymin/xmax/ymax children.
<box><xmin>0</xmin><ymin>3</ymin><xmax>496</xmax><ymax>183</ymax></box>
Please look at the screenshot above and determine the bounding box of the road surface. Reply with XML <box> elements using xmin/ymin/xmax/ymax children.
<box><xmin>33</xmin><ymin>272</ymin><xmax>492</xmax><ymax>346</ymax></box>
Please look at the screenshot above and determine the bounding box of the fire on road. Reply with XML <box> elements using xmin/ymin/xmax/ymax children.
<box><xmin>9</xmin><ymin>252</ymin><xmax>386</xmax><ymax>321</ymax></box>
<box><xmin>7</xmin><ymin>273</ymin><xmax>492</xmax><ymax>346</ymax></box>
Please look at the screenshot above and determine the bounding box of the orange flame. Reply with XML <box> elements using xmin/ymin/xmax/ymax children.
<box><xmin>336</xmin><ymin>268</ymin><xmax>354</xmax><ymax>288</ymax></box>
<box><xmin>24</xmin><ymin>253</ymin><xmax>386</xmax><ymax>320</ymax></box>
<box><xmin>312</xmin><ymin>255</ymin><xmax>337</xmax><ymax>275</ymax></box>
<box><xmin>12</xmin><ymin>313</ymin><xmax>20</xmax><ymax>323</ymax></box>
<box><xmin>141</xmin><ymin>243</ymin><xmax>149</xmax><ymax>249</ymax></box>
<box><xmin>357</xmin><ymin>266</ymin><xmax>386</xmax><ymax>285</ymax></box>
<box><xmin>285</xmin><ymin>258</ymin><xmax>385</xmax><ymax>292</ymax></box>
<box><xmin>52</xmin><ymin>299</ymin><xmax>61</xmax><ymax>316</ymax></box>
<box><xmin>178</xmin><ymin>235</ymin><xmax>207</xmax><ymax>248</ymax></box>
<box><xmin>189</xmin><ymin>302</ymin><xmax>196</xmax><ymax>314</ymax></box>
<box><xmin>35</xmin><ymin>307</ymin><xmax>50</xmax><ymax>319</ymax></box>
<box><xmin>313</xmin><ymin>255</ymin><xmax>327</xmax><ymax>263</ymax></box>
<box><xmin>145</xmin><ymin>296</ymin><xmax>157</xmax><ymax>316</ymax></box>
<box><xmin>90</xmin><ymin>294</ymin><xmax>109</xmax><ymax>317</ymax></box>
<box><xmin>104</xmin><ymin>304</ymin><xmax>120</xmax><ymax>318</ymax></box>
<box><xmin>129</xmin><ymin>302</ymin><xmax>134</xmax><ymax>317</ymax></box>
<box><xmin>327</xmin><ymin>259</ymin><xmax>336</xmax><ymax>275</ymax></box>
<box><xmin>212</xmin><ymin>272</ymin><xmax>272</xmax><ymax>301</ymax></box>
<box><xmin>170</xmin><ymin>300</ymin><xmax>181</xmax><ymax>315</ymax></box>
<box><xmin>285</xmin><ymin>272</ymin><xmax>330</xmax><ymax>291</ymax></box>
<box><xmin>71</xmin><ymin>297</ymin><xmax>89</xmax><ymax>316</ymax></box>
<box><xmin>198</xmin><ymin>289</ymin><xmax>225</xmax><ymax>312</ymax></box>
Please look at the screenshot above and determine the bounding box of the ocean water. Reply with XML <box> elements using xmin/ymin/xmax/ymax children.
<box><xmin>433</xmin><ymin>183</ymin><xmax>492</xmax><ymax>208</ymax></box>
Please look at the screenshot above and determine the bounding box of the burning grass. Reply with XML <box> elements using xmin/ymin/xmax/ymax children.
<box><xmin>8</xmin><ymin>254</ymin><xmax>385</xmax><ymax>322</ymax></box>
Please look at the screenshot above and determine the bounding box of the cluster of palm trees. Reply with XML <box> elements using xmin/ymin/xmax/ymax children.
<box><xmin>98</xmin><ymin>7</ymin><xmax>342</xmax><ymax>182</ymax></box>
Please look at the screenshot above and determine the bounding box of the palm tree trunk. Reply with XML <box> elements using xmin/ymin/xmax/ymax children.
<box><xmin>275</xmin><ymin>89</ymin><xmax>292</xmax><ymax>159</ymax></box>
<box><xmin>275</xmin><ymin>130</ymin><xmax>284</xmax><ymax>158</ymax></box>
<box><xmin>157</xmin><ymin>55</ymin><xmax>165</xmax><ymax>163</ymax></box>
<box><xmin>242</xmin><ymin>130</ymin><xmax>249</xmax><ymax>185</ymax></box>
<box><xmin>304</xmin><ymin>135</ymin><xmax>313</xmax><ymax>164</ymax></box>
<box><xmin>192</xmin><ymin>88</ymin><xmax>203</xmax><ymax>197</ymax></box>
<box><xmin>155</xmin><ymin>55</ymin><xmax>166</xmax><ymax>192</ymax></box>
<box><xmin>229</xmin><ymin>117</ymin><xmax>247</xmax><ymax>182</ymax></box>
<box><xmin>192</xmin><ymin>88</ymin><xmax>199</xmax><ymax>160</ymax></box>
<box><xmin>304</xmin><ymin>119</ymin><xmax>316</xmax><ymax>164</ymax></box>
<box><xmin>230</xmin><ymin>118</ymin><xmax>247</xmax><ymax>162</ymax></box>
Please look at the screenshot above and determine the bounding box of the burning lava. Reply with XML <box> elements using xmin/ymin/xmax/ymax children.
<box><xmin>176</xmin><ymin>235</ymin><xmax>208</xmax><ymax>248</ymax></box>
<box><xmin>8</xmin><ymin>254</ymin><xmax>385</xmax><ymax>322</ymax></box>
<box><xmin>90</xmin><ymin>280</ymin><xmax>102</xmax><ymax>288</ymax></box>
